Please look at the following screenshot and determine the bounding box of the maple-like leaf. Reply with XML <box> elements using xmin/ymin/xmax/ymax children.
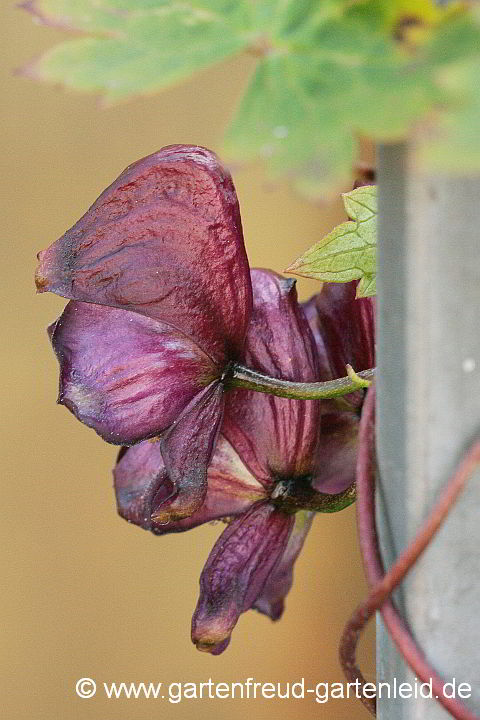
<box><xmin>20</xmin><ymin>0</ymin><xmax>250</xmax><ymax>102</ymax></box>
<box><xmin>19</xmin><ymin>0</ymin><xmax>480</xmax><ymax>196</ymax></box>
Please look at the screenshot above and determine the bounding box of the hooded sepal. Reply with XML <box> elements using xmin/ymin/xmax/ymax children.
<box><xmin>36</xmin><ymin>144</ymin><xmax>252</xmax><ymax>365</ymax></box>
<box><xmin>114</xmin><ymin>441</ymin><xmax>168</xmax><ymax>530</ymax></box>
<box><xmin>311</xmin><ymin>411</ymin><xmax>360</xmax><ymax>495</ymax></box>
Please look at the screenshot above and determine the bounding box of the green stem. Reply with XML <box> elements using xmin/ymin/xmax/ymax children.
<box><xmin>228</xmin><ymin>363</ymin><xmax>374</xmax><ymax>400</ymax></box>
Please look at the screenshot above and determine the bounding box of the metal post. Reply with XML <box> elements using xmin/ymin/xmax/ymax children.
<box><xmin>376</xmin><ymin>143</ymin><xmax>480</xmax><ymax>718</ymax></box>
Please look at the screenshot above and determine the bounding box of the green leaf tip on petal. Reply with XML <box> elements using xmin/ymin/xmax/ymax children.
<box><xmin>286</xmin><ymin>185</ymin><xmax>377</xmax><ymax>298</ymax></box>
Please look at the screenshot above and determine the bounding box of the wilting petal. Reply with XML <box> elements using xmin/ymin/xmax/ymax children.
<box><xmin>50</xmin><ymin>301</ymin><xmax>216</xmax><ymax>445</ymax></box>
<box><xmin>153</xmin><ymin>382</ymin><xmax>225</xmax><ymax>523</ymax></box>
<box><xmin>311</xmin><ymin>412</ymin><xmax>359</xmax><ymax>494</ymax></box>
<box><xmin>114</xmin><ymin>436</ymin><xmax>266</xmax><ymax>533</ymax></box>
<box><xmin>254</xmin><ymin>510</ymin><xmax>314</xmax><ymax>620</ymax></box>
<box><xmin>192</xmin><ymin>502</ymin><xmax>294</xmax><ymax>654</ymax></box>
<box><xmin>303</xmin><ymin>280</ymin><xmax>375</xmax><ymax>382</ymax></box>
<box><xmin>114</xmin><ymin>442</ymin><xmax>167</xmax><ymax>530</ymax></box>
<box><xmin>208</xmin><ymin>638</ymin><xmax>231</xmax><ymax>655</ymax></box>
<box><xmin>36</xmin><ymin>145</ymin><xmax>252</xmax><ymax>364</ymax></box>
<box><xmin>223</xmin><ymin>269</ymin><xmax>321</xmax><ymax>480</ymax></box>
<box><xmin>155</xmin><ymin>435</ymin><xmax>266</xmax><ymax>532</ymax></box>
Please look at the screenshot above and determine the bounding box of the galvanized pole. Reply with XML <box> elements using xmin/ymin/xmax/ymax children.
<box><xmin>376</xmin><ymin>143</ymin><xmax>480</xmax><ymax>718</ymax></box>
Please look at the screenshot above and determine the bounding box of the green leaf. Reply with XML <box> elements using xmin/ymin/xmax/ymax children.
<box><xmin>22</xmin><ymin>1</ymin><xmax>250</xmax><ymax>101</ymax></box>
<box><xmin>286</xmin><ymin>185</ymin><xmax>377</xmax><ymax>298</ymax></box>
<box><xmin>20</xmin><ymin>0</ymin><xmax>480</xmax><ymax>196</ymax></box>
<box><xmin>419</xmin><ymin>60</ymin><xmax>480</xmax><ymax>173</ymax></box>
<box><xmin>224</xmin><ymin>53</ymin><xmax>355</xmax><ymax>195</ymax></box>
<box><xmin>22</xmin><ymin>0</ymin><xmax>171</xmax><ymax>34</ymax></box>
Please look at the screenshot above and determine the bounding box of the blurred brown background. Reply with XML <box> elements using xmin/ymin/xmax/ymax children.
<box><xmin>2</xmin><ymin>2</ymin><xmax>374</xmax><ymax>718</ymax></box>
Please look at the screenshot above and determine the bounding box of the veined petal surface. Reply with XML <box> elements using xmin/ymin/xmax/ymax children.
<box><xmin>254</xmin><ymin>510</ymin><xmax>314</xmax><ymax>620</ymax></box>
<box><xmin>303</xmin><ymin>280</ymin><xmax>375</xmax><ymax>382</ymax></box>
<box><xmin>155</xmin><ymin>382</ymin><xmax>225</xmax><ymax>523</ymax></box>
<box><xmin>192</xmin><ymin>502</ymin><xmax>293</xmax><ymax>654</ymax></box>
<box><xmin>224</xmin><ymin>269</ymin><xmax>320</xmax><ymax>481</ymax></box>
<box><xmin>50</xmin><ymin>300</ymin><xmax>216</xmax><ymax>445</ymax></box>
<box><xmin>114</xmin><ymin>435</ymin><xmax>266</xmax><ymax>533</ymax></box>
<box><xmin>37</xmin><ymin>145</ymin><xmax>252</xmax><ymax>364</ymax></box>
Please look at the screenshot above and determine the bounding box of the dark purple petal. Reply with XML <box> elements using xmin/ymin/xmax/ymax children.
<box><xmin>114</xmin><ymin>441</ymin><xmax>168</xmax><ymax>529</ymax></box>
<box><xmin>311</xmin><ymin>411</ymin><xmax>359</xmax><ymax>494</ymax></box>
<box><xmin>254</xmin><ymin>510</ymin><xmax>314</xmax><ymax>620</ymax></box>
<box><xmin>155</xmin><ymin>434</ymin><xmax>266</xmax><ymax>532</ymax></box>
<box><xmin>223</xmin><ymin>269</ymin><xmax>321</xmax><ymax>481</ymax></box>
<box><xmin>36</xmin><ymin>145</ymin><xmax>252</xmax><ymax>364</ymax></box>
<box><xmin>50</xmin><ymin>301</ymin><xmax>216</xmax><ymax>445</ymax></box>
<box><xmin>191</xmin><ymin>502</ymin><xmax>294</xmax><ymax>654</ymax></box>
<box><xmin>303</xmin><ymin>280</ymin><xmax>375</xmax><ymax>382</ymax></box>
<box><xmin>153</xmin><ymin>382</ymin><xmax>225</xmax><ymax>523</ymax></box>
<box><xmin>208</xmin><ymin>638</ymin><xmax>231</xmax><ymax>655</ymax></box>
<box><xmin>114</xmin><ymin>436</ymin><xmax>266</xmax><ymax>533</ymax></box>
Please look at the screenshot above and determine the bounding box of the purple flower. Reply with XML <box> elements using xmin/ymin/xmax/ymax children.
<box><xmin>303</xmin><ymin>280</ymin><xmax>376</xmax><ymax>413</ymax></box>
<box><xmin>36</xmin><ymin>145</ymin><xmax>252</xmax><ymax>522</ymax></box>
<box><xmin>115</xmin><ymin>270</ymin><xmax>369</xmax><ymax>654</ymax></box>
<box><xmin>302</xmin><ymin>280</ymin><xmax>375</xmax><ymax>498</ymax></box>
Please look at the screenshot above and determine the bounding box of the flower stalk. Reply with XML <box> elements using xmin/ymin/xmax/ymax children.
<box><xmin>228</xmin><ymin>363</ymin><xmax>374</xmax><ymax>400</ymax></box>
<box><xmin>270</xmin><ymin>477</ymin><xmax>356</xmax><ymax>514</ymax></box>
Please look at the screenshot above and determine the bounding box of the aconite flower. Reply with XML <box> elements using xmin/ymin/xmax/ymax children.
<box><xmin>303</xmin><ymin>280</ymin><xmax>375</xmax><ymax>413</ymax></box>
<box><xmin>114</xmin><ymin>270</ymin><xmax>363</xmax><ymax>654</ymax></box>
<box><xmin>36</xmin><ymin>145</ymin><xmax>252</xmax><ymax>523</ymax></box>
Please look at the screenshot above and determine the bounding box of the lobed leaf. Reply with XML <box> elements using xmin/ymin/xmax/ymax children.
<box><xmin>20</xmin><ymin>0</ymin><xmax>480</xmax><ymax>195</ymax></box>
<box><xmin>286</xmin><ymin>185</ymin><xmax>377</xmax><ymax>298</ymax></box>
<box><xmin>21</xmin><ymin>1</ymin><xmax>250</xmax><ymax>101</ymax></box>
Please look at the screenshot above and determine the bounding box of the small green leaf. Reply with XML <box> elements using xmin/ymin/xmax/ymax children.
<box><xmin>286</xmin><ymin>185</ymin><xmax>377</xmax><ymax>298</ymax></box>
<box><xmin>357</xmin><ymin>274</ymin><xmax>376</xmax><ymax>298</ymax></box>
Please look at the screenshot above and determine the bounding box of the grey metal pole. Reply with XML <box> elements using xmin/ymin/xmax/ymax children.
<box><xmin>376</xmin><ymin>143</ymin><xmax>480</xmax><ymax>719</ymax></box>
